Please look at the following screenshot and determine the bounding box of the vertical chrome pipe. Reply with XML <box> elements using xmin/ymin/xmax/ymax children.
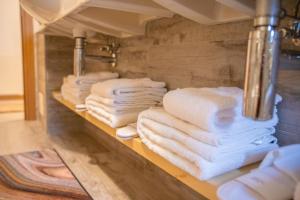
<box><xmin>243</xmin><ymin>0</ymin><xmax>281</xmax><ymax>120</ymax></box>
<box><xmin>73</xmin><ymin>37</ymin><xmax>85</xmax><ymax>77</ymax></box>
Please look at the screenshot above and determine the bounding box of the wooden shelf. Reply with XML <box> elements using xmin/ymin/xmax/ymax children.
<box><xmin>52</xmin><ymin>91</ymin><xmax>257</xmax><ymax>200</ymax></box>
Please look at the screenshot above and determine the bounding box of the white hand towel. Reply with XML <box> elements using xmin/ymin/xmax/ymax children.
<box><xmin>116</xmin><ymin>123</ymin><xmax>138</xmax><ymax>140</ymax></box>
<box><xmin>295</xmin><ymin>182</ymin><xmax>300</xmax><ymax>200</ymax></box>
<box><xmin>139</xmin><ymin>117</ymin><xmax>277</xmax><ymax>162</ymax></box>
<box><xmin>259</xmin><ymin>144</ymin><xmax>300</xmax><ymax>182</ymax></box>
<box><xmin>163</xmin><ymin>87</ymin><xmax>281</xmax><ymax>132</ymax></box>
<box><xmin>138</xmin><ymin>127</ymin><xmax>277</xmax><ymax>180</ymax></box>
<box><xmin>218</xmin><ymin>144</ymin><xmax>300</xmax><ymax>200</ymax></box>
<box><xmin>218</xmin><ymin>167</ymin><xmax>295</xmax><ymax>200</ymax></box>
<box><xmin>91</xmin><ymin>78</ymin><xmax>166</xmax><ymax>98</ymax></box>
<box><xmin>139</xmin><ymin>108</ymin><xmax>277</xmax><ymax>146</ymax></box>
<box><xmin>87</xmin><ymin>105</ymin><xmax>139</xmax><ymax>128</ymax></box>
<box><xmin>259</xmin><ymin>144</ymin><xmax>300</xmax><ymax>169</ymax></box>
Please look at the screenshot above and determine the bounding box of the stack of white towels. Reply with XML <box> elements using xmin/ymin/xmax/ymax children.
<box><xmin>218</xmin><ymin>144</ymin><xmax>300</xmax><ymax>200</ymax></box>
<box><xmin>61</xmin><ymin>72</ymin><xmax>119</xmax><ymax>105</ymax></box>
<box><xmin>137</xmin><ymin>87</ymin><xmax>281</xmax><ymax>180</ymax></box>
<box><xmin>86</xmin><ymin>78</ymin><xmax>167</xmax><ymax>128</ymax></box>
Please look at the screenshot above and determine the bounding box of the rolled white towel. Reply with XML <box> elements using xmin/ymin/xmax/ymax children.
<box><xmin>218</xmin><ymin>144</ymin><xmax>300</xmax><ymax>200</ymax></box>
<box><xmin>163</xmin><ymin>87</ymin><xmax>281</xmax><ymax>132</ymax></box>
<box><xmin>138</xmin><ymin>116</ymin><xmax>277</xmax><ymax>162</ymax></box>
<box><xmin>91</xmin><ymin>78</ymin><xmax>166</xmax><ymax>98</ymax></box>
<box><xmin>139</xmin><ymin>107</ymin><xmax>277</xmax><ymax>146</ymax></box>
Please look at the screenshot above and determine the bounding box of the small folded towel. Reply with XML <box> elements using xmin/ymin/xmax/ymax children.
<box><xmin>86</xmin><ymin>95</ymin><xmax>159</xmax><ymax>114</ymax></box>
<box><xmin>218</xmin><ymin>144</ymin><xmax>300</xmax><ymax>200</ymax></box>
<box><xmin>91</xmin><ymin>78</ymin><xmax>166</xmax><ymax>98</ymax></box>
<box><xmin>61</xmin><ymin>71</ymin><xmax>119</xmax><ymax>105</ymax></box>
<box><xmin>139</xmin><ymin>107</ymin><xmax>277</xmax><ymax>146</ymax></box>
<box><xmin>67</xmin><ymin>72</ymin><xmax>119</xmax><ymax>84</ymax></box>
<box><xmin>295</xmin><ymin>182</ymin><xmax>300</xmax><ymax>200</ymax></box>
<box><xmin>163</xmin><ymin>87</ymin><xmax>281</xmax><ymax>132</ymax></box>
<box><xmin>138</xmin><ymin>127</ymin><xmax>277</xmax><ymax>180</ymax></box>
<box><xmin>116</xmin><ymin>123</ymin><xmax>138</xmax><ymax>140</ymax></box>
<box><xmin>87</xmin><ymin>105</ymin><xmax>139</xmax><ymax>128</ymax></box>
<box><xmin>86</xmin><ymin>94</ymin><xmax>163</xmax><ymax>106</ymax></box>
<box><xmin>138</xmin><ymin>116</ymin><xmax>277</xmax><ymax>162</ymax></box>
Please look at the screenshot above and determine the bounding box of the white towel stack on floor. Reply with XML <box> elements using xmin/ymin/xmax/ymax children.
<box><xmin>86</xmin><ymin>78</ymin><xmax>167</xmax><ymax>128</ymax></box>
<box><xmin>61</xmin><ymin>71</ymin><xmax>119</xmax><ymax>105</ymax></box>
<box><xmin>218</xmin><ymin>144</ymin><xmax>300</xmax><ymax>200</ymax></box>
<box><xmin>137</xmin><ymin>87</ymin><xmax>281</xmax><ymax>180</ymax></box>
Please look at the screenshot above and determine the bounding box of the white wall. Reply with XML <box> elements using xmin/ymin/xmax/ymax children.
<box><xmin>0</xmin><ymin>0</ymin><xmax>23</xmax><ymax>95</ymax></box>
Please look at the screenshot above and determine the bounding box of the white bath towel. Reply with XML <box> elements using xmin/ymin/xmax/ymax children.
<box><xmin>295</xmin><ymin>182</ymin><xmax>300</xmax><ymax>200</ymax></box>
<box><xmin>91</xmin><ymin>78</ymin><xmax>166</xmax><ymax>98</ymax></box>
<box><xmin>163</xmin><ymin>87</ymin><xmax>281</xmax><ymax>132</ymax></box>
<box><xmin>116</xmin><ymin>123</ymin><xmax>138</xmax><ymax>140</ymax></box>
<box><xmin>218</xmin><ymin>144</ymin><xmax>300</xmax><ymax>200</ymax></box>
<box><xmin>87</xmin><ymin>105</ymin><xmax>139</xmax><ymax>128</ymax></box>
<box><xmin>139</xmin><ymin>108</ymin><xmax>277</xmax><ymax>146</ymax></box>
<box><xmin>138</xmin><ymin>117</ymin><xmax>277</xmax><ymax>162</ymax></box>
<box><xmin>138</xmin><ymin>127</ymin><xmax>277</xmax><ymax>180</ymax></box>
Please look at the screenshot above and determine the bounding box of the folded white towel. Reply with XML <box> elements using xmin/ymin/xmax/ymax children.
<box><xmin>67</xmin><ymin>71</ymin><xmax>119</xmax><ymax>84</ymax></box>
<box><xmin>91</xmin><ymin>78</ymin><xmax>166</xmax><ymax>98</ymax></box>
<box><xmin>87</xmin><ymin>105</ymin><xmax>139</xmax><ymax>128</ymax></box>
<box><xmin>86</xmin><ymin>94</ymin><xmax>163</xmax><ymax>106</ymax></box>
<box><xmin>86</xmin><ymin>99</ymin><xmax>149</xmax><ymax>114</ymax></box>
<box><xmin>295</xmin><ymin>182</ymin><xmax>300</xmax><ymax>200</ymax></box>
<box><xmin>259</xmin><ymin>144</ymin><xmax>300</xmax><ymax>169</ymax></box>
<box><xmin>139</xmin><ymin>108</ymin><xmax>277</xmax><ymax>146</ymax></box>
<box><xmin>163</xmin><ymin>87</ymin><xmax>281</xmax><ymax>132</ymax></box>
<box><xmin>218</xmin><ymin>144</ymin><xmax>300</xmax><ymax>200</ymax></box>
<box><xmin>138</xmin><ymin>127</ymin><xmax>277</xmax><ymax>180</ymax></box>
<box><xmin>138</xmin><ymin>116</ymin><xmax>277</xmax><ymax>162</ymax></box>
<box><xmin>85</xmin><ymin>95</ymin><xmax>161</xmax><ymax>114</ymax></box>
<box><xmin>116</xmin><ymin>123</ymin><xmax>138</xmax><ymax>140</ymax></box>
<box><xmin>259</xmin><ymin>144</ymin><xmax>300</xmax><ymax>183</ymax></box>
<box><xmin>61</xmin><ymin>71</ymin><xmax>119</xmax><ymax>105</ymax></box>
<box><xmin>218</xmin><ymin>167</ymin><xmax>295</xmax><ymax>200</ymax></box>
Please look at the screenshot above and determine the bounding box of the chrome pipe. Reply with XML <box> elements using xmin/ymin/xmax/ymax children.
<box><xmin>73</xmin><ymin>37</ymin><xmax>86</xmax><ymax>77</ymax></box>
<box><xmin>243</xmin><ymin>0</ymin><xmax>281</xmax><ymax>120</ymax></box>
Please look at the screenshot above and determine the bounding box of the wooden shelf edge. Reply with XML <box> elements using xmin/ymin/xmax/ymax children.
<box><xmin>52</xmin><ymin>91</ymin><xmax>257</xmax><ymax>200</ymax></box>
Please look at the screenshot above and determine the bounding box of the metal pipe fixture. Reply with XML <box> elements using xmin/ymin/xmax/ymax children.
<box><xmin>74</xmin><ymin>37</ymin><xmax>86</xmax><ymax>77</ymax></box>
<box><xmin>243</xmin><ymin>0</ymin><xmax>281</xmax><ymax>121</ymax></box>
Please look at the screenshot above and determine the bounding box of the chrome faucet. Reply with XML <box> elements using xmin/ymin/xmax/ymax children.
<box><xmin>73</xmin><ymin>29</ymin><xmax>119</xmax><ymax>77</ymax></box>
<box><xmin>85</xmin><ymin>42</ymin><xmax>119</xmax><ymax>67</ymax></box>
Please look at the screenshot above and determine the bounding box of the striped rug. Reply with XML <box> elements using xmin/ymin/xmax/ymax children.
<box><xmin>0</xmin><ymin>149</ymin><xmax>92</xmax><ymax>200</ymax></box>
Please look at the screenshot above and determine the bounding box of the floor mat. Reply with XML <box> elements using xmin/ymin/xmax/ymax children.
<box><xmin>0</xmin><ymin>149</ymin><xmax>92</xmax><ymax>200</ymax></box>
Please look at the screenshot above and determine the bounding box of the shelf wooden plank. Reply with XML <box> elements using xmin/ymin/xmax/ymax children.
<box><xmin>52</xmin><ymin>91</ymin><xmax>258</xmax><ymax>200</ymax></box>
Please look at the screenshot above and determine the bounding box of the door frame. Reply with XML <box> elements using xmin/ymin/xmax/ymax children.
<box><xmin>20</xmin><ymin>8</ymin><xmax>36</xmax><ymax>120</ymax></box>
